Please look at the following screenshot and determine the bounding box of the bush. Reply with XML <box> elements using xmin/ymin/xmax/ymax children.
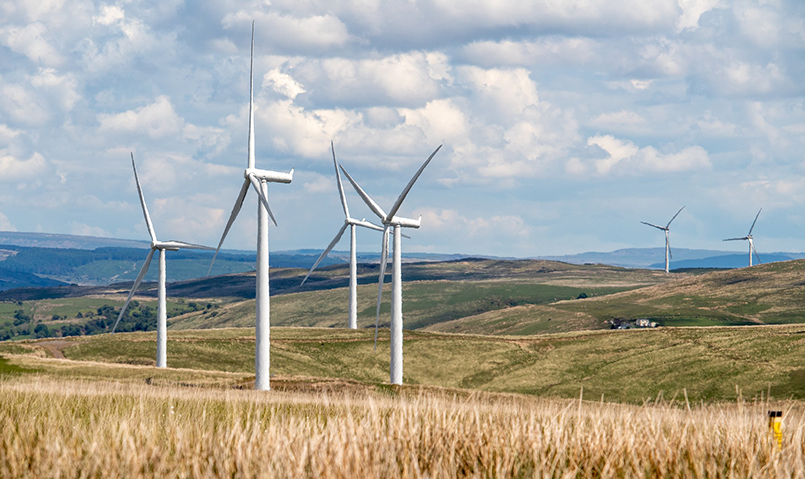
<box><xmin>13</xmin><ymin>310</ymin><xmax>31</xmax><ymax>326</ymax></box>
<box><xmin>60</xmin><ymin>324</ymin><xmax>82</xmax><ymax>337</ymax></box>
<box><xmin>33</xmin><ymin>324</ymin><xmax>52</xmax><ymax>339</ymax></box>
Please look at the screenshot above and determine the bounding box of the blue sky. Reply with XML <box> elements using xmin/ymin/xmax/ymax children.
<box><xmin>0</xmin><ymin>0</ymin><xmax>803</xmax><ymax>257</ymax></box>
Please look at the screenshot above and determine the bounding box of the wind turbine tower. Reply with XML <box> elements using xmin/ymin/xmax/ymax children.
<box><xmin>113</xmin><ymin>153</ymin><xmax>213</xmax><ymax>368</ymax></box>
<box><xmin>340</xmin><ymin>145</ymin><xmax>442</xmax><ymax>385</ymax></box>
<box><xmin>301</xmin><ymin>142</ymin><xmax>384</xmax><ymax>329</ymax></box>
<box><xmin>208</xmin><ymin>23</ymin><xmax>293</xmax><ymax>391</ymax></box>
<box><xmin>724</xmin><ymin>208</ymin><xmax>762</xmax><ymax>267</ymax></box>
<box><xmin>641</xmin><ymin>206</ymin><xmax>685</xmax><ymax>274</ymax></box>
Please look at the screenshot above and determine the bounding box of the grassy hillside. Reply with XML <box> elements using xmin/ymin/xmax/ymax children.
<box><xmin>6</xmin><ymin>324</ymin><xmax>805</xmax><ymax>403</ymax></box>
<box><xmin>169</xmin><ymin>281</ymin><xmax>631</xmax><ymax>331</ymax></box>
<box><xmin>167</xmin><ymin>259</ymin><xmax>674</xmax><ymax>331</ymax></box>
<box><xmin>428</xmin><ymin>259</ymin><xmax>805</xmax><ymax>335</ymax></box>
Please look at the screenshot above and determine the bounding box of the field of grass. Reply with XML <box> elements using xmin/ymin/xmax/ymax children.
<box><xmin>0</xmin><ymin>375</ymin><xmax>802</xmax><ymax>477</ymax></box>
<box><xmin>6</xmin><ymin>324</ymin><xmax>805</xmax><ymax>403</ymax></box>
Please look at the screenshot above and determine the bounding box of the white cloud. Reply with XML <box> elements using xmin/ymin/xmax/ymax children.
<box><xmin>0</xmin><ymin>212</ymin><xmax>16</xmax><ymax>231</ymax></box>
<box><xmin>0</xmin><ymin>151</ymin><xmax>47</xmax><ymax>181</ymax></box>
<box><xmin>223</xmin><ymin>10</ymin><xmax>350</xmax><ymax>51</ymax></box>
<box><xmin>0</xmin><ymin>22</ymin><xmax>62</xmax><ymax>66</ymax></box>
<box><xmin>462</xmin><ymin>37</ymin><xmax>599</xmax><ymax>67</ymax></box>
<box><xmin>151</xmin><ymin>195</ymin><xmax>225</xmax><ymax>244</ymax></box>
<box><xmin>289</xmin><ymin>52</ymin><xmax>447</xmax><ymax>106</ymax></box>
<box><xmin>587</xmin><ymin>135</ymin><xmax>711</xmax><ymax>174</ymax></box>
<box><xmin>98</xmin><ymin>96</ymin><xmax>184</xmax><ymax>139</ymax></box>
<box><xmin>70</xmin><ymin>221</ymin><xmax>109</xmax><ymax>237</ymax></box>
<box><xmin>676</xmin><ymin>0</ymin><xmax>722</xmax><ymax>31</ymax></box>
<box><xmin>93</xmin><ymin>4</ymin><xmax>124</xmax><ymax>26</ymax></box>
<box><xmin>416</xmin><ymin>207</ymin><xmax>530</xmax><ymax>238</ymax></box>
<box><xmin>302</xmin><ymin>173</ymin><xmax>334</xmax><ymax>194</ymax></box>
<box><xmin>400</xmin><ymin>99</ymin><xmax>469</xmax><ymax>145</ymax></box>
<box><xmin>255</xmin><ymin>100</ymin><xmax>358</xmax><ymax>158</ymax></box>
<box><xmin>264</xmin><ymin>69</ymin><xmax>306</xmax><ymax>99</ymax></box>
<box><xmin>460</xmin><ymin>66</ymin><xmax>539</xmax><ymax>120</ymax></box>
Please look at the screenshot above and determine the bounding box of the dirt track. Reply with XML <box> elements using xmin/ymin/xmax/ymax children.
<box><xmin>35</xmin><ymin>341</ymin><xmax>76</xmax><ymax>359</ymax></box>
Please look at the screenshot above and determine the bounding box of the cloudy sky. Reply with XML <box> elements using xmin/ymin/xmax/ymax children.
<box><xmin>1</xmin><ymin>0</ymin><xmax>803</xmax><ymax>257</ymax></box>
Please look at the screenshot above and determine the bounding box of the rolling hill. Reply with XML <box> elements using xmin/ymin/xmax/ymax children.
<box><xmin>4</xmin><ymin>324</ymin><xmax>805</xmax><ymax>403</ymax></box>
<box><xmin>428</xmin><ymin>259</ymin><xmax>805</xmax><ymax>335</ymax></box>
<box><xmin>0</xmin><ymin>259</ymin><xmax>677</xmax><ymax>340</ymax></box>
<box><xmin>167</xmin><ymin>259</ymin><xmax>677</xmax><ymax>332</ymax></box>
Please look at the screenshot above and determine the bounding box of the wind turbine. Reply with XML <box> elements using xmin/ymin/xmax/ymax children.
<box><xmin>300</xmin><ymin>142</ymin><xmax>384</xmax><ymax>329</ymax></box>
<box><xmin>340</xmin><ymin>145</ymin><xmax>442</xmax><ymax>385</ymax></box>
<box><xmin>112</xmin><ymin>153</ymin><xmax>213</xmax><ymax>368</ymax></box>
<box><xmin>208</xmin><ymin>23</ymin><xmax>293</xmax><ymax>391</ymax></box>
<box><xmin>641</xmin><ymin>206</ymin><xmax>684</xmax><ymax>274</ymax></box>
<box><xmin>724</xmin><ymin>208</ymin><xmax>762</xmax><ymax>267</ymax></box>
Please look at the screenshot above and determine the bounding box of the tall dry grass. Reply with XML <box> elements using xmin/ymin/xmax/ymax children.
<box><xmin>1</xmin><ymin>377</ymin><xmax>804</xmax><ymax>478</ymax></box>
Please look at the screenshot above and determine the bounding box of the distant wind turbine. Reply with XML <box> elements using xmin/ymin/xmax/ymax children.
<box><xmin>112</xmin><ymin>153</ymin><xmax>213</xmax><ymax>369</ymax></box>
<box><xmin>641</xmin><ymin>206</ymin><xmax>685</xmax><ymax>274</ymax></box>
<box><xmin>724</xmin><ymin>208</ymin><xmax>762</xmax><ymax>267</ymax></box>
<box><xmin>208</xmin><ymin>22</ymin><xmax>293</xmax><ymax>391</ymax></box>
<box><xmin>340</xmin><ymin>145</ymin><xmax>442</xmax><ymax>385</ymax></box>
<box><xmin>300</xmin><ymin>142</ymin><xmax>384</xmax><ymax>329</ymax></box>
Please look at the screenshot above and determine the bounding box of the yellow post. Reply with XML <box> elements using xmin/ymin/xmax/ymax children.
<box><xmin>768</xmin><ymin>410</ymin><xmax>782</xmax><ymax>450</ymax></box>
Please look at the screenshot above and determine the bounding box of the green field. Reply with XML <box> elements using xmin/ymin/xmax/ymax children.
<box><xmin>5</xmin><ymin>324</ymin><xmax>805</xmax><ymax>403</ymax></box>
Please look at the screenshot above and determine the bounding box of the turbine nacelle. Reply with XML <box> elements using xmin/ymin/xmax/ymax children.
<box><xmin>245</xmin><ymin>167</ymin><xmax>294</xmax><ymax>184</ymax></box>
<box><xmin>386</xmin><ymin>215</ymin><xmax>422</xmax><ymax>229</ymax></box>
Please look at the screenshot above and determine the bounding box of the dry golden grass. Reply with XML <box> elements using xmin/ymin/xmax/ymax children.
<box><xmin>2</xmin><ymin>376</ymin><xmax>805</xmax><ymax>477</ymax></box>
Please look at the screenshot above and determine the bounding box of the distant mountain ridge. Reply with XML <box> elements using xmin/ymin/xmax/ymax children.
<box><xmin>538</xmin><ymin>247</ymin><xmax>805</xmax><ymax>269</ymax></box>
<box><xmin>1</xmin><ymin>231</ymin><xmax>804</xmax><ymax>289</ymax></box>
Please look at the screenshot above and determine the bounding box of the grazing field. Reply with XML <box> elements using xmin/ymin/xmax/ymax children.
<box><xmin>431</xmin><ymin>259</ymin><xmax>805</xmax><ymax>335</ymax></box>
<box><xmin>7</xmin><ymin>324</ymin><xmax>805</xmax><ymax>403</ymax></box>
<box><xmin>0</xmin><ymin>376</ymin><xmax>802</xmax><ymax>477</ymax></box>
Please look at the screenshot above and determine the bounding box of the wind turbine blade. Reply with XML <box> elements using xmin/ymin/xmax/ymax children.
<box><xmin>208</xmin><ymin>179</ymin><xmax>250</xmax><ymax>276</ymax></box>
<box><xmin>162</xmin><ymin>240</ymin><xmax>214</xmax><ymax>250</ymax></box>
<box><xmin>374</xmin><ymin>225</ymin><xmax>390</xmax><ymax>350</ymax></box>
<box><xmin>640</xmin><ymin>221</ymin><xmax>665</xmax><ymax>230</ymax></box>
<box><xmin>748</xmin><ymin>208</ymin><xmax>762</xmax><ymax>236</ymax></box>
<box><xmin>754</xmin><ymin>248</ymin><xmax>762</xmax><ymax>265</ymax></box>
<box><xmin>668</xmin><ymin>243</ymin><xmax>673</xmax><ymax>260</ymax></box>
<box><xmin>131</xmin><ymin>153</ymin><xmax>157</xmax><ymax>242</ymax></box>
<box><xmin>666</xmin><ymin>206</ymin><xmax>685</xmax><ymax>228</ymax></box>
<box><xmin>339</xmin><ymin>165</ymin><xmax>387</xmax><ymax>221</ymax></box>
<box><xmin>249</xmin><ymin>175</ymin><xmax>278</xmax><ymax>226</ymax></box>
<box><xmin>112</xmin><ymin>248</ymin><xmax>155</xmax><ymax>333</ymax></box>
<box><xmin>301</xmin><ymin>223</ymin><xmax>348</xmax><ymax>286</ymax></box>
<box><xmin>247</xmin><ymin>21</ymin><xmax>255</xmax><ymax>170</ymax></box>
<box><xmin>332</xmin><ymin>142</ymin><xmax>349</xmax><ymax>219</ymax></box>
<box><xmin>386</xmin><ymin>145</ymin><xmax>442</xmax><ymax>221</ymax></box>
<box><xmin>351</xmin><ymin>219</ymin><xmax>385</xmax><ymax>232</ymax></box>
<box><xmin>723</xmin><ymin>237</ymin><xmax>747</xmax><ymax>242</ymax></box>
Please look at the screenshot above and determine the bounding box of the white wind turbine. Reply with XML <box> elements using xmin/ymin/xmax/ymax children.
<box><xmin>112</xmin><ymin>153</ymin><xmax>213</xmax><ymax>368</ymax></box>
<box><xmin>724</xmin><ymin>208</ymin><xmax>763</xmax><ymax>267</ymax></box>
<box><xmin>339</xmin><ymin>145</ymin><xmax>442</xmax><ymax>385</ymax></box>
<box><xmin>641</xmin><ymin>206</ymin><xmax>685</xmax><ymax>274</ymax></box>
<box><xmin>300</xmin><ymin>142</ymin><xmax>384</xmax><ymax>329</ymax></box>
<box><xmin>208</xmin><ymin>23</ymin><xmax>293</xmax><ymax>391</ymax></box>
